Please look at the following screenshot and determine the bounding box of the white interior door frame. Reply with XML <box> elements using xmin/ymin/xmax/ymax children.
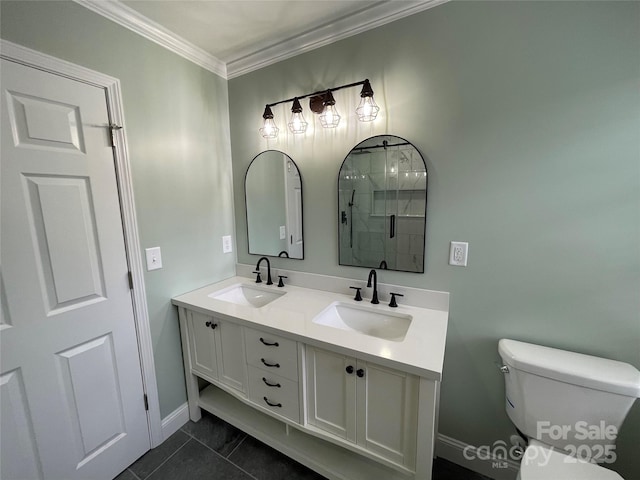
<box><xmin>0</xmin><ymin>39</ymin><xmax>163</xmax><ymax>447</ymax></box>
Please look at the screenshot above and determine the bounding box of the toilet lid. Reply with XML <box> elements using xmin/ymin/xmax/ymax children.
<box><xmin>520</xmin><ymin>444</ymin><xmax>624</xmax><ymax>480</ymax></box>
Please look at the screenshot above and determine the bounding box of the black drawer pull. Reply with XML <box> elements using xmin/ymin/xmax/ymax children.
<box><xmin>263</xmin><ymin>397</ymin><xmax>282</xmax><ymax>408</ymax></box>
<box><xmin>261</xmin><ymin>358</ymin><xmax>280</xmax><ymax>368</ymax></box>
<box><xmin>262</xmin><ymin>377</ymin><xmax>281</xmax><ymax>388</ymax></box>
<box><xmin>259</xmin><ymin>337</ymin><xmax>279</xmax><ymax>347</ymax></box>
<box><xmin>356</xmin><ymin>368</ymin><xmax>365</xmax><ymax>378</ymax></box>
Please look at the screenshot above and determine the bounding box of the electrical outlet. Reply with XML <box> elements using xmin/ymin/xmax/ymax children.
<box><xmin>449</xmin><ymin>241</ymin><xmax>468</xmax><ymax>266</ymax></box>
<box><xmin>279</xmin><ymin>226</ymin><xmax>286</xmax><ymax>240</ymax></box>
<box><xmin>222</xmin><ymin>235</ymin><xmax>233</xmax><ymax>253</ymax></box>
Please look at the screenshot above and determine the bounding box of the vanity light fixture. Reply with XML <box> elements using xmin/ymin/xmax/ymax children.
<box><xmin>287</xmin><ymin>97</ymin><xmax>308</xmax><ymax>134</ymax></box>
<box><xmin>259</xmin><ymin>79</ymin><xmax>379</xmax><ymax>139</ymax></box>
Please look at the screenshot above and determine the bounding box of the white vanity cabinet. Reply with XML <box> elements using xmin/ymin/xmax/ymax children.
<box><xmin>183</xmin><ymin>309</ymin><xmax>247</xmax><ymax>394</ymax></box>
<box><xmin>174</xmin><ymin>278</ymin><xmax>447</xmax><ymax>480</ymax></box>
<box><xmin>305</xmin><ymin>346</ymin><xmax>419</xmax><ymax>471</ymax></box>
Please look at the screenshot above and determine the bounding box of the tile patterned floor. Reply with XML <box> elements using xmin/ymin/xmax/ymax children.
<box><xmin>116</xmin><ymin>412</ymin><xmax>491</xmax><ymax>480</ymax></box>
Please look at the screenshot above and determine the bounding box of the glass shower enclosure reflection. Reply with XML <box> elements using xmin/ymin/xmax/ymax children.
<box><xmin>338</xmin><ymin>135</ymin><xmax>427</xmax><ymax>273</ymax></box>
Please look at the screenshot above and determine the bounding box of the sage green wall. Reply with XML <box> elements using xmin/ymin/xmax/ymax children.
<box><xmin>1</xmin><ymin>1</ymin><xmax>236</xmax><ymax>418</ymax></box>
<box><xmin>229</xmin><ymin>2</ymin><xmax>640</xmax><ymax>476</ymax></box>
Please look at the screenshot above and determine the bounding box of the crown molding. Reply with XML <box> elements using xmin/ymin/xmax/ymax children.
<box><xmin>226</xmin><ymin>0</ymin><xmax>448</xmax><ymax>79</ymax></box>
<box><xmin>74</xmin><ymin>0</ymin><xmax>227</xmax><ymax>79</ymax></box>
<box><xmin>74</xmin><ymin>0</ymin><xmax>448</xmax><ymax>80</ymax></box>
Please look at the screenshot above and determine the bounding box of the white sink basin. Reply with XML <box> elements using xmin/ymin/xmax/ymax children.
<box><xmin>313</xmin><ymin>302</ymin><xmax>412</xmax><ymax>342</ymax></box>
<box><xmin>208</xmin><ymin>283</ymin><xmax>285</xmax><ymax>308</ymax></box>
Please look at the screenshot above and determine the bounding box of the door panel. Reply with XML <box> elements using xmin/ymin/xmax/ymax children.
<box><xmin>23</xmin><ymin>175</ymin><xmax>106</xmax><ymax>312</ymax></box>
<box><xmin>1</xmin><ymin>58</ymin><xmax>149</xmax><ymax>479</ymax></box>
<box><xmin>0</xmin><ymin>369</ymin><xmax>43</xmax><ymax>480</ymax></box>
<box><xmin>305</xmin><ymin>347</ymin><xmax>356</xmax><ymax>441</ymax></box>
<box><xmin>6</xmin><ymin>90</ymin><xmax>86</xmax><ymax>152</ymax></box>
<box><xmin>215</xmin><ymin>320</ymin><xmax>247</xmax><ymax>393</ymax></box>
<box><xmin>187</xmin><ymin>311</ymin><xmax>218</xmax><ymax>380</ymax></box>
<box><xmin>57</xmin><ymin>335</ymin><xmax>126</xmax><ymax>460</ymax></box>
<box><xmin>356</xmin><ymin>361</ymin><xmax>418</xmax><ymax>468</ymax></box>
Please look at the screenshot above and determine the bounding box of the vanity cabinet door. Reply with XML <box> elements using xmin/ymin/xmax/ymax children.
<box><xmin>305</xmin><ymin>347</ymin><xmax>418</xmax><ymax>469</ymax></box>
<box><xmin>186</xmin><ymin>310</ymin><xmax>218</xmax><ymax>381</ymax></box>
<box><xmin>356</xmin><ymin>361</ymin><xmax>418</xmax><ymax>469</ymax></box>
<box><xmin>214</xmin><ymin>320</ymin><xmax>248</xmax><ymax>394</ymax></box>
<box><xmin>305</xmin><ymin>347</ymin><xmax>356</xmax><ymax>441</ymax></box>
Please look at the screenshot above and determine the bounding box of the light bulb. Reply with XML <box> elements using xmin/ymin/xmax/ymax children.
<box><xmin>319</xmin><ymin>91</ymin><xmax>340</xmax><ymax>128</ymax></box>
<box><xmin>259</xmin><ymin>105</ymin><xmax>278</xmax><ymax>139</ymax></box>
<box><xmin>356</xmin><ymin>79</ymin><xmax>380</xmax><ymax>122</ymax></box>
<box><xmin>260</xmin><ymin>118</ymin><xmax>278</xmax><ymax>138</ymax></box>
<box><xmin>356</xmin><ymin>96</ymin><xmax>379</xmax><ymax>122</ymax></box>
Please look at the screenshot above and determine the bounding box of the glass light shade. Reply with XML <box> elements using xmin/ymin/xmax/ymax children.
<box><xmin>259</xmin><ymin>118</ymin><xmax>279</xmax><ymax>138</ymax></box>
<box><xmin>319</xmin><ymin>104</ymin><xmax>341</xmax><ymax>128</ymax></box>
<box><xmin>356</xmin><ymin>96</ymin><xmax>380</xmax><ymax>122</ymax></box>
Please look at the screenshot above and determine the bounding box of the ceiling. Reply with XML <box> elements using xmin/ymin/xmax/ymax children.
<box><xmin>78</xmin><ymin>0</ymin><xmax>445</xmax><ymax>78</ymax></box>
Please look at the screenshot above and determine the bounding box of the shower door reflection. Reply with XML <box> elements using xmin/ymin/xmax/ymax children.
<box><xmin>338</xmin><ymin>135</ymin><xmax>427</xmax><ymax>273</ymax></box>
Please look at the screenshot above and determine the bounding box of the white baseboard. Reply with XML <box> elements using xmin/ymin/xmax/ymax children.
<box><xmin>161</xmin><ymin>402</ymin><xmax>190</xmax><ymax>441</ymax></box>
<box><xmin>436</xmin><ymin>434</ymin><xmax>520</xmax><ymax>480</ymax></box>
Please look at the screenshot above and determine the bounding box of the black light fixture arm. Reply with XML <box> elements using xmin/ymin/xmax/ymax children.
<box><xmin>264</xmin><ymin>79</ymin><xmax>371</xmax><ymax>109</ymax></box>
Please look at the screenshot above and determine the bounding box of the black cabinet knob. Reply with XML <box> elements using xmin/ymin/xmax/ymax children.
<box><xmin>345</xmin><ymin>365</ymin><xmax>354</xmax><ymax>374</ymax></box>
<box><xmin>205</xmin><ymin>321</ymin><xmax>211</xmax><ymax>327</ymax></box>
<box><xmin>356</xmin><ymin>368</ymin><xmax>365</xmax><ymax>378</ymax></box>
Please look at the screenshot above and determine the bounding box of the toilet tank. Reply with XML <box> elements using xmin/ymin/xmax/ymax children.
<box><xmin>499</xmin><ymin>339</ymin><xmax>640</xmax><ymax>461</ymax></box>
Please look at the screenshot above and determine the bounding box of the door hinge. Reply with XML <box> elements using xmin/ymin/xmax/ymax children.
<box><xmin>128</xmin><ymin>271</ymin><xmax>134</xmax><ymax>290</ymax></box>
<box><xmin>144</xmin><ymin>394</ymin><xmax>149</xmax><ymax>411</ymax></box>
<box><xmin>109</xmin><ymin>124</ymin><xmax>122</xmax><ymax>148</ymax></box>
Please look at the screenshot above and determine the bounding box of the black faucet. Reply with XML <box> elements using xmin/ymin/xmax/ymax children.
<box><xmin>367</xmin><ymin>269</ymin><xmax>379</xmax><ymax>304</ymax></box>
<box><xmin>255</xmin><ymin>257</ymin><xmax>273</xmax><ymax>285</ymax></box>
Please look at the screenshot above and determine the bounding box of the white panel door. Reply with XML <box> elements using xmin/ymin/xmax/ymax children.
<box><xmin>0</xmin><ymin>59</ymin><xmax>149</xmax><ymax>479</ymax></box>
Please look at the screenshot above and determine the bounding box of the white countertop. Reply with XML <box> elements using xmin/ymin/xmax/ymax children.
<box><xmin>172</xmin><ymin>276</ymin><xmax>448</xmax><ymax>380</ymax></box>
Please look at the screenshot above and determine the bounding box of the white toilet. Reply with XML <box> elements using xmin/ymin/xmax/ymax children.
<box><xmin>498</xmin><ymin>339</ymin><xmax>640</xmax><ymax>479</ymax></box>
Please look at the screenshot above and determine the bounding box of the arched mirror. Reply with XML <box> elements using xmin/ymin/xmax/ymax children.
<box><xmin>245</xmin><ymin>150</ymin><xmax>304</xmax><ymax>259</ymax></box>
<box><xmin>338</xmin><ymin>135</ymin><xmax>427</xmax><ymax>272</ymax></box>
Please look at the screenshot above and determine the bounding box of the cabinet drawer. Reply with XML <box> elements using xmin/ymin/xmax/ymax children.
<box><xmin>245</xmin><ymin>328</ymin><xmax>298</xmax><ymax>381</ymax></box>
<box><xmin>247</xmin><ymin>366</ymin><xmax>300</xmax><ymax>423</ymax></box>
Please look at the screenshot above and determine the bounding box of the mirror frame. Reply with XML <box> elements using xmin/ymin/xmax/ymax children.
<box><xmin>337</xmin><ymin>135</ymin><xmax>427</xmax><ymax>273</ymax></box>
<box><xmin>245</xmin><ymin>150</ymin><xmax>304</xmax><ymax>259</ymax></box>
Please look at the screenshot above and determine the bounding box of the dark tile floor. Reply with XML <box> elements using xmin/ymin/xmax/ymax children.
<box><xmin>116</xmin><ymin>412</ymin><xmax>491</xmax><ymax>480</ymax></box>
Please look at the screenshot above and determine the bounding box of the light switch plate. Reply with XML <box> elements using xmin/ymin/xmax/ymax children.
<box><xmin>222</xmin><ymin>235</ymin><xmax>233</xmax><ymax>253</ymax></box>
<box><xmin>145</xmin><ymin>247</ymin><xmax>162</xmax><ymax>271</ymax></box>
<box><xmin>279</xmin><ymin>226</ymin><xmax>286</xmax><ymax>240</ymax></box>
